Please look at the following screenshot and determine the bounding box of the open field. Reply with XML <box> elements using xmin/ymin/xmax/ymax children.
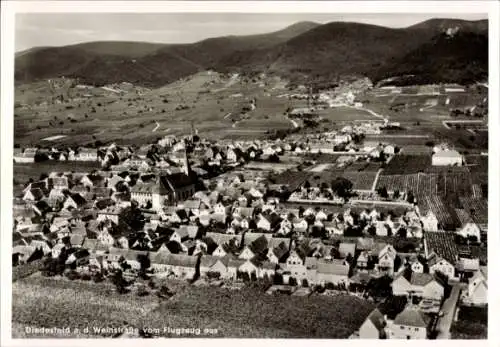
<box><xmin>317</xmin><ymin>106</ymin><xmax>381</xmax><ymax>122</ymax></box>
<box><xmin>382</xmin><ymin>154</ymin><xmax>432</xmax><ymax>175</ymax></box>
<box><xmin>12</xmin><ymin>273</ymin><xmax>374</xmax><ymax>338</ymax></box>
<box><xmin>307</xmin><ymin>170</ymin><xmax>378</xmax><ymax>191</ymax></box>
<box><xmin>14</xmin><ymin>72</ymin><xmax>298</xmax><ymax>146</ymax></box>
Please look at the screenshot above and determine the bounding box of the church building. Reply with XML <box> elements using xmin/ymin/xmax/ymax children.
<box><xmin>131</xmin><ymin>146</ymin><xmax>197</xmax><ymax>211</ymax></box>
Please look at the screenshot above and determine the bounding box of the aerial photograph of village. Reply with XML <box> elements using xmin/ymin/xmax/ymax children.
<box><xmin>9</xmin><ymin>10</ymin><xmax>489</xmax><ymax>340</ymax></box>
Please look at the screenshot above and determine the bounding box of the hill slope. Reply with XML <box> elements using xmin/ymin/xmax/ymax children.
<box><xmin>15</xmin><ymin>18</ymin><xmax>488</xmax><ymax>87</ymax></box>
<box><xmin>373</xmin><ymin>31</ymin><xmax>488</xmax><ymax>85</ymax></box>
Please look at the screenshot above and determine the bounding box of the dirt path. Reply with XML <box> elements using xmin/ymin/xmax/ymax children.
<box><xmin>152</xmin><ymin>121</ymin><xmax>160</xmax><ymax>132</ymax></box>
<box><xmin>371</xmin><ymin>169</ymin><xmax>383</xmax><ymax>191</ymax></box>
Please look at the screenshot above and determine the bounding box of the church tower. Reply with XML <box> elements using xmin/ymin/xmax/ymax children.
<box><xmin>182</xmin><ymin>141</ymin><xmax>191</xmax><ymax>176</ymax></box>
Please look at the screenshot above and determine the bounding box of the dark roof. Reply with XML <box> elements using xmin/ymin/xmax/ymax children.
<box><xmin>393</xmin><ymin>307</ymin><xmax>430</xmax><ymax>328</ymax></box>
<box><xmin>425</xmin><ymin>232</ymin><xmax>459</xmax><ymax>264</ymax></box>
<box><xmin>271</xmin><ymin>242</ymin><xmax>289</xmax><ymax>261</ymax></box>
<box><xmin>410</xmin><ymin>273</ymin><xmax>436</xmax><ymax>287</ymax></box>
<box><xmin>27</xmin><ymin>188</ymin><xmax>45</xmax><ymax>200</ymax></box>
<box><xmin>68</xmin><ymin>193</ymin><xmax>87</xmax><ymax>207</ymax></box>
<box><xmin>164</xmin><ymin>173</ymin><xmax>197</xmax><ymax>191</ymax></box>
<box><xmin>248</xmin><ymin>235</ymin><xmax>269</xmax><ymax>255</ymax></box>
<box><xmin>377</xmin><ymin>296</ymin><xmax>408</xmax><ymax>320</ymax></box>
<box><xmin>260</xmin><ymin>212</ymin><xmax>282</xmax><ymax>228</ymax></box>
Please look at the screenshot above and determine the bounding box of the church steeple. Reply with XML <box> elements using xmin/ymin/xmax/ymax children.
<box><xmin>182</xmin><ymin>140</ymin><xmax>191</xmax><ymax>176</ymax></box>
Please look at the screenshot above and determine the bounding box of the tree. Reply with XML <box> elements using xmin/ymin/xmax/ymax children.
<box><xmin>302</xmin><ymin>278</ymin><xmax>309</xmax><ymax>287</ymax></box>
<box><xmin>268</xmin><ymin>154</ymin><xmax>280</xmax><ymax>163</ymax></box>
<box><xmin>157</xmin><ymin>285</ymin><xmax>174</xmax><ymax>299</ymax></box>
<box><xmin>331</xmin><ymin>177</ymin><xmax>353</xmax><ymax>199</ymax></box>
<box><xmin>407</xmin><ymin>190</ymin><xmax>415</xmax><ymax>204</ymax></box>
<box><xmin>207</xmin><ymin>271</ymin><xmax>221</xmax><ymax>280</ymax></box>
<box><xmin>393</xmin><ymin>190</ymin><xmax>400</xmax><ymax>200</ymax></box>
<box><xmin>303</xmin><ymin>181</ymin><xmax>311</xmax><ymax>189</ymax></box>
<box><xmin>110</xmin><ymin>270</ymin><xmax>129</xmax><ymax>294</ymax></box>
<box><xmin>367</xmin><ymin>275</ymin><xmax>392</xmax><ymax>299</ymax></box>
<box><xmin>367</xmin><ymin>225</ymin><xmax>376</xmax><ymax>236</ymax></box>
<box><xmin>377</xmin><ymin>186</ymin><xmax>389</xmax><ymax>199</ymax></box>
<box><xmin>274</xmin><ymin>272</ymin><xmax>283</xmax><ymax>285</ymax></box>
<box><xmin>288</xmin><ymin>277</ymin><xmax>297</xmax><ymax>286</ymax></box>
<box><xmin>118</xmin><ymin>256</ymin><xmax>131</xmax><ymax>271</ymax></box>
<box><xmin>137</xmin><ymin>253</ymin><xmax>151</xmax><ymax>279</ymax></box>
<box><xmin>397</xmin><ymin>227</ymin><xmax>407</xmax><ymax>238</ymax></box>
<box><xmin>320</xmin><ymin>182</ymin><xmax>329</xmax><ymax>192</ymax></box>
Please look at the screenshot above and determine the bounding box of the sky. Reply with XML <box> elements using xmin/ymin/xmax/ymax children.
<box><xmin>15</xmin><ymin>13</ymin><xmax>488</xmax><ymax>52</ymax></box>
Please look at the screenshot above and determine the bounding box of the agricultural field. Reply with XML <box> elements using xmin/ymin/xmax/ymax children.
<box><xmin>11</xmin><ymin>274</ymin><xmax>157</xmax><ymax>338</ymax></box>
<box><xmin>458</xmin><ymin>197</ymin><xmax>488</xmax><ymax>225</ymax></box>
<box><xmin>307</xmin><ymin>170</ymin><xmax>378</xmax><ymax>191</ymax></box>
<box><xmin>421</xmin><ymin>195</ymin><xmax>461</xmax><ymax>230</ymax></box>
<box><xmin>382</xmin><ymin>154</ymin><xmax>432</xmax><ymax>174</ymax></box>
<box><xmin>451</xmin><ymin>306</ymin><xmax>488</xmax><ymax>339</ymax></box>
<box><xmin>465</xmin><ymin>155</ymin><xmax>488</xmax><ymax>172</ymax></box>
<box><xmin>151</xmin><ymin>286</ymin><xmax>375</xmax><ymax>338</ymax></box>
<box><xmin>365</xmin><ymin>135</ymin><xmax>433</xmax><ymax>147</ymax></box>
<box><xmin>317</xmin><ymin>106</ymin><xmax>381</xmax><ymax>122</ymax></box>
<box><xmin>429</xmin><ymin>127</ymin><xmax>488</xmax><ymax>151</ymax></box>
<box><xmin>400</xmin><ymin>145</ymin><xmax>433</xmax><ymax>155</ymax></box>
<box><xmin>376</xmin><ymin>172</ymin><xmax>438</xmax><ymax>197</ymax></box>
<box><xmin>14</xmin><ymin>72</ymin><xmax>296</xmax><ymax>146</ymax></box>
<box><xmin>435</xmin><ymin>171</ymin><xmax>474</xmax><ymax>198</ymax></box>
<box><xmin>12</xmin><ymin>274</ymin><xmax>374</xmax><ymax>338</ymax></box>
<box><xmin>344</xmin><ymin>161</ymin><xmax>382</xmax><ymax>172</ymax></box>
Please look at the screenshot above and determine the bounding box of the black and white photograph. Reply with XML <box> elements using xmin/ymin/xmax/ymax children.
<box><xmin>0</xmin><ymin>1</ymin><xmax>498</xmax><ymax>344</ymax></box>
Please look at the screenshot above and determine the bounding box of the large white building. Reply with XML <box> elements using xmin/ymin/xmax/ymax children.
<box><xmin>431</xmin><ymin>149</ymin><xmax>463</xmax><ymax>166</ymax></box>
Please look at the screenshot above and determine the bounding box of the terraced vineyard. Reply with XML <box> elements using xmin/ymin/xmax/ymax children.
<box><xmin>420</xmin><ymin>195</ymin><xmax>461</xmax><ymax>230</ymax></box>
<box><xmin>376</xmin><ymin>172</ymin><xmax>438</xmax><ymax>196</ymax></box>
<box><xmin>308</xmin><ymin>170</ymin><xmax>378</xmax><ymax>191</ymax></box>
<box><xmin>383</xmin><ymin>154</ymin><xmax>432</xmax><ymax>174</ymax></box>
<box><xmin>458</xmin><ymin>197</ymin><xmax>488</xmax><ymax>225</ymax></box>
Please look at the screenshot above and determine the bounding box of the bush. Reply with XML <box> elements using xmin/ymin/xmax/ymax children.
<box><xmin>137</xmin><ymin>285</ymin><xmax>150</xmax><ymax>297</ymax></box>
<box><xmin>207</xmin><ymin>271</ymin><xmax>221</xmax><ymax>280</ymax></box>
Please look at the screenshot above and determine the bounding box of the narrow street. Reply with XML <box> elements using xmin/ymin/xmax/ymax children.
<box><xmin>436</xmin><ymin>285</ymin><xmax>461</xmax><ymax>339</ymax></box>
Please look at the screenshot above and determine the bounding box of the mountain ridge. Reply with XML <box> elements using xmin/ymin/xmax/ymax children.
<box><xmin>15</xmin><ymin>18</ymin><xmax>488</xmax><ymax>87</ymax></box>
